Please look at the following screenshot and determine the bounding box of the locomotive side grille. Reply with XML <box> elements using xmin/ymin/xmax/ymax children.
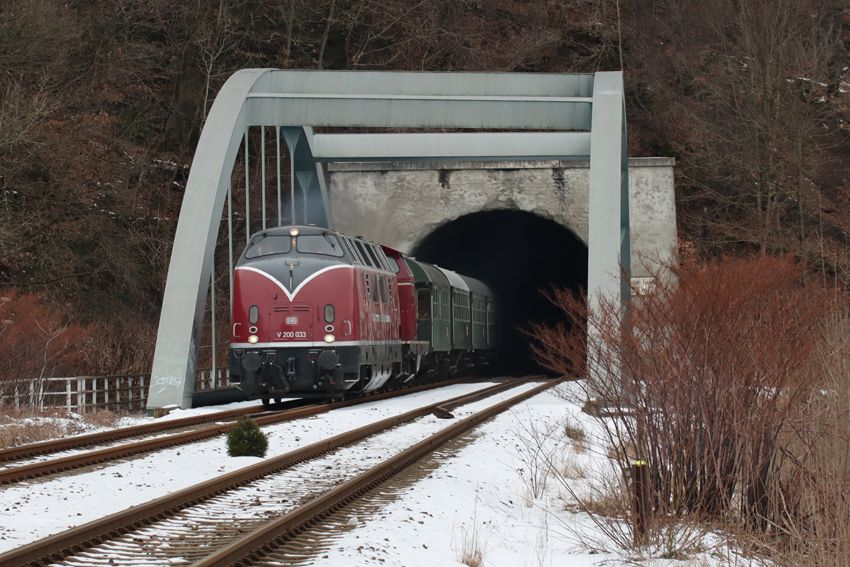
<box><xmin>292</xmin><ymin>305</ymin><xmax>309</xmax><ymax>312</ymax></box>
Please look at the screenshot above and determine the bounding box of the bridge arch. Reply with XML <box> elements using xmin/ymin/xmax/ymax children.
<box><xmin>146</xmin><ymin>69</ymin><xmax>630</xmax><ymax>411</ymax></box>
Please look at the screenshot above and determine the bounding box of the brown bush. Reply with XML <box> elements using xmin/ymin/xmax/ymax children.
<box><xmin>0</xmin><ymin>408</ymin><xmax>87</xmax><ymax>449</ymax></box>
<box><xmin>530</xmin><ymin>256</ymin><xmax>849</xmax><ymax>561</ymax></box>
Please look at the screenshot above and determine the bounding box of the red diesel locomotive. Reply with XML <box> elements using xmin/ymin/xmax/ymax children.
<box><xmin>229</xmin><ymin>225</ymin><xmax>496</xmax><ymax>403</ymax></box>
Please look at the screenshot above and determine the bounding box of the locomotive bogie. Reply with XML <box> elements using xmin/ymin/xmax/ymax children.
<box><xmin>229</xmin><ymin>342</ymin><xmax>405</xmax><ymax>399</ymax></box>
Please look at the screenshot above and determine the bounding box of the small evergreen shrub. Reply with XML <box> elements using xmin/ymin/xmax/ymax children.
<box><xmin>226</xmin><ymin>417</ymin><xmax>268</xmax><ymax>457</ymax></box>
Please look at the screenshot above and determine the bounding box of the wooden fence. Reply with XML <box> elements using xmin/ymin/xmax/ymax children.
<box><xmin>0</xmin><ymin>368</ymin><xmax>231</xmax><ymax>413</ymax></box>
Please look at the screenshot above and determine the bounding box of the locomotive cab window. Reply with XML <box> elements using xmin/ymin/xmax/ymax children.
<box><xmin>296</xmin><ymin>233</ymin><xmax>344</xmax><ymax>257</ymax></box>
<box><xmin>245</xmin><ymin>234</ymin><xmax>291</xmax><ymax>258</ymax></box>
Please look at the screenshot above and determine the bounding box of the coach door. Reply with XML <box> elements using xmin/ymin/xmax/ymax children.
<box><xmin>416</xmin><ymin>287</ymin><xmax>432</xmax><ymax>344</ymax></box>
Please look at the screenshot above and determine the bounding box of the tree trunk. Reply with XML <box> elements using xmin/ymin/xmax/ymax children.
<box><xmin>317</xmin><ymin>0</ymin><xmax>337</xmax><ymax>69</ymax></box>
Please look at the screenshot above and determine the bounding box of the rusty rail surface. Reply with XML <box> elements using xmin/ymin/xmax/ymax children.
<box><xmin>195</xmin><ymin>379</ymin><xmax>560</xmax><ymax>567</ymax></box>
<box><xmin>0</xmin><ymin>378</ymin><xmax>468</xmax><ymax>486</ymax></box>
<box><xmin>0</xmin><ymin>377</ymin><xmax>531</xmax><ymax>567</ymax></box>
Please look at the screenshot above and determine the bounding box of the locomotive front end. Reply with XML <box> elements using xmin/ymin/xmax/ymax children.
<box><xmin>229</xmin><ymin>226</ymin><xmax>358</xmax><ymax>402</ymax></box>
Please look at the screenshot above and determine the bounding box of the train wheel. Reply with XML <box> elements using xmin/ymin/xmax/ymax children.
<box><xmin>261</xmin><ymin>395</ymin><xmax>271</xmax><ymax>407</ymax></box>
<box><xmin>274</xmin><ymin>396</ymin><xmax>283</xmax><ymax>404</ymax></box>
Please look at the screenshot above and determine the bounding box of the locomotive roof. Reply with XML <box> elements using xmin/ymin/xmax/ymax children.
<box><xmin>242</xmin><ymin>225</ymin><xmax>393</xmax><ymax>272</ymax></box>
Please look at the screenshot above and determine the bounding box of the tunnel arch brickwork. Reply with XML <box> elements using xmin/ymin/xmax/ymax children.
<box><xmin>328</xmin><ymin>157</ymin><xmax>676</xmax><ymax>280</ymax></box>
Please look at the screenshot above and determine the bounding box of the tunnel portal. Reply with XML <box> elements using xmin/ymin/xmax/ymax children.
<box><xmin>412</xmin><ymin>210</ymin><xmax>588</xmax><ymax>375</ymax></box>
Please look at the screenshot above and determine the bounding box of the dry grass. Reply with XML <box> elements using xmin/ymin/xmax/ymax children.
<box><xmin>558</xmin><ymin>449</ymin><xmax>587</xmax><ymax>480</ymax></box>
<box><xmin>458</xmin><ymin>525</ymin><xmax>485</xmax><ymax>567</ymax></box>
<box><xmin>563</xmin><ymin>418</ymin><xmax>587</xmax><ymax>446</ymax></box>
<box><xmin>0</xmin><ymin>407</ymin><xmax>125</xmax><ymax>449</ymax></box>
<box><xmin>84</xmin><ymin>409</ymin><xmax>120</xmax><ymax>428</ymax></box>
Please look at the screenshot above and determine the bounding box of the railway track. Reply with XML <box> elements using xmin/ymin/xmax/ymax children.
<box><xmin>0</xmin><ymin>377</ymin><xmax>557</xmax><ymax>566</ymax></box>
<box><xmin>0</xmin><ymin>379</ymin><xmax>465</xmax><ymax>486</ymax></box>
<box><xmin>0</xmin><ymin>403</ymin><xmax>266</xmax><ymax>464</ymax></box>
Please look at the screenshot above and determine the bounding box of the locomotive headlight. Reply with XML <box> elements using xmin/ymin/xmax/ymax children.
<box><xmin>289</xmin><ymin>227</ymin><xmax>300</xmax><ymax>237</ymax></box>
<box><xmin>323</xmin><ymin>333</ymin><xmax>335</xmax><ymax>343</ymax></box>
<box><xmin>248</xmin><ymin>335</ymin><xmax>259</xmax><ymax>344</ymax></box>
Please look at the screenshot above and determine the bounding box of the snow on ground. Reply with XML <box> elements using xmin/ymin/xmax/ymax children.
<box><xmin>2</xmin><ymin>381</ymin><xmax>740</xmax><ymax>565</ymax></box>
<box><xmin>0</xmin><ymin>382</ymin><xmax>498</xmax><ymax>552</ymax></box>
<box><xmin>316</xmin><ymin>382</ymin><xmax>730</xmax><ymax>567</ymax></box>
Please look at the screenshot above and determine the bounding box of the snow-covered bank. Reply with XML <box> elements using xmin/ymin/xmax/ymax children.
<box><xmin>316</xmin><ymin>382</ymin><xmax>728</xmax><ymax>567</ymax></box>
<box><xmin>0</xmin><ymin>382</ymin><xmax>497</xmax><ymax>552</ymax></box>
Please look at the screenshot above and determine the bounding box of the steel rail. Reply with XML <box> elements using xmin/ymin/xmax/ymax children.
<box><xmin>194</xmin><ymin>379</ymin><xmax>560</xmax><ymax>567</ymax></box>
<box><xmin>0</xmin><ymin>379</ymin><xmax>528</xmax><ymax>567</ymax></box>
<box><xmin>0</xmin><ymin>404</ymin><xmax>266</xmax><ymax>463</ymax></box>
<box><xmin>0</xmin><ymin>379</ymin><xmax>467</xmax><ymax>486</ymax></box>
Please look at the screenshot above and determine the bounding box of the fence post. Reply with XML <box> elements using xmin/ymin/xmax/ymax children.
<box><xmin>631</xmin><ymin>460</ymin><xmax>650</xmax><ymax>547</ymax></box>
<box><xmin>65</xmin><ymin>378</ymin><xmax>72</xmax><ymax>412</ymax></box>
<box><xmin>76</xmin><ymin>377</ymin><xmax>83</xmax><ymax>413</ymax></box>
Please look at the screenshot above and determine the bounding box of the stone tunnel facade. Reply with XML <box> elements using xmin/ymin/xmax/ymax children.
<box><xmin>326</xmin><ymin>157</ymin><xmax>676</xmax><ymax>281</ymax></box>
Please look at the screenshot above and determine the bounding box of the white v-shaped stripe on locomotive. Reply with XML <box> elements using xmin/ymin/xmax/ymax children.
<box><xmin>236</xmin><ymin>264</ymin><xmax>353</xmax><ymax>301</ymax></box>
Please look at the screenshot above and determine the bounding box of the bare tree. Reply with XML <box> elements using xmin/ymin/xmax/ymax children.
<box><xmin>194</xmin><ymin>0</ymin><xmax>241</xmax><ymax>121</ymax></box>
<box><xmin>626</xmin><ymin>0</ymin><xmax>844</xmax><ymax>259</ymax></box>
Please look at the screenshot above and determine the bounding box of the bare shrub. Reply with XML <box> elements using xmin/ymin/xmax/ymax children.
<box><xmin>530</xmin><ymin>256</ymin><xmax>848</xmax><ymax>561</ymax></box>
<box><xmin>558</xmin><ymin>449</ymin><xmax>587</xmax><ymax>481</ymax></box>
<box><xmin>0</xmin><ymin>408</ymin><xmax>87</xmax><ymax>449</ymax></box>
<box><xmin>514</xmin><ymin>417</ymin><xmax>565</xmax><ymax>504</ymax></box>
<box><xmin>763</xmin><ymin>307</ymin><xmax>850</xmax><ymax>567</ymax></box>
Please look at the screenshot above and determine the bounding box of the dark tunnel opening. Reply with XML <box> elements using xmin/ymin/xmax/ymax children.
<box><xmin>411</xmin><ymin>210</ymin><xmax>587</xmax><ymax>376</ymax></box>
